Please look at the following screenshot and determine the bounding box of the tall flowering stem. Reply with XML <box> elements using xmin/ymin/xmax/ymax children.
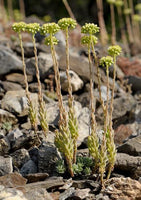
<box><xmin>40</xmin><ymin>23</ymin><xmax>74</xmax><ymax>177</ymax></box>
<box><xmin>81</xmin><ymin>35</ymin><xmax>99</xmax><ymax>171</ymax></box>
<box><xmin>25</xmin><ymin>23</ymin><xmax>48</xmax><ymax>137</ymax></box>
<box><xmin>58</xmin><ymin>18</ymin><xmax>78</xmax><ymax>164</ymax></box>
<box><xmin>12</xmin><ymin>22</ymin><xmax>39</xmax><ymax>143</ymax></box>
<box><xmin>107</xmin><ymin>45</ymin><xmax>122</xmax><ymax>179</ymax></box>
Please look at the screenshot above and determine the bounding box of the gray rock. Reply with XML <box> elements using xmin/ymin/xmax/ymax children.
<box><xmin>25</xmin><ymin>188</ymin><xmax>53</xmax><ymax>200</ymax></box>
<box><xmin>115</xmin><ymin>153</ymin><xmax>141</xmax><ymax>179</ymax></box>
<box><xmin>7</xmin><ymin>129</ymin><xmax>23</xmax><ymax>143</ymax></box>
<box><xmin>60</xmin><ymin>70</ymin><xmax>84</xmax><ymax>92</ymax></box>
<box><xmin>1</xmin><ymin>90</ymin><xmax>38</xmax><ymax>116</ymax></box>
<box><xmin>0</xmin><ymin>156</ymin><xmax>13</xmax><ymax>176</ymax></box>
<box><xmin>126</xmin><ymin>75</ymin><xmax>141</xmax><ymax>92</ymax></box>
<box><xmin>71</xmin><ymin>188</ymin><xmax>91</xmax><ymax>199</ymax></box>
<box><xmin>5</xmin><ymin>73</ymin><xmax>33</xmax><ymax>85</ymax></box>
<box><xmin>38</xmin><ymin>142</ymin><xmax>60</xmax><ymax>175</ymax></box>
<box><xmin>0</xmin><ymin>109</ymin><xmax>18</xmax><ymax>125</ymax></box>
<box><xmin>20</xmin><ymin>160</ymin><xmax>37</xmax><ymax>176</ymax></box>
<box><xmin>0</xmin><ymin>186</ymin><xmax>28</xmax><ymax>200</ymax></box>
<box><xmin>0</xmin><ymin>45</ymin><xmax>22</xmax><ymax>75</ymax></box>
<box><xmin>11</xmin><ymin>148</ymin><xmax>30</xmax><ymax>169</ymax></box>
<box><xmin>26</xmin><ymin>52</ymin><xmax>54</xmax><ymax>78</ymax></box>
<box><xmin>96</xmin><ymin>193</ymin><xmax>110</xmax><ymax>200</ymax></box>
<box><xmin>59</xmin><ymin>187</ymin><xmax>75</xmax><ymax>200</ymax></box>
<box><xmin>117</xmin><ymin>135</ymin><xmax>141</xmax><ymax>156</ymax></box>
<box><xmin>0</xmin><ymin>137</ymin><xmax>10</xmax><ymax>155</ymax></box>
<box><xmin>1</xmin><ymin>81</ymin><xmax>23</xmax><ymax>92</ymax></box>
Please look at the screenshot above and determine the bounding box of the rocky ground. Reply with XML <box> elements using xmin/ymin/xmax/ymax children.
<box><xmin>0</xmin><ymin>20</ymin><xmax>141</xmax><ymax>200</ymax></box>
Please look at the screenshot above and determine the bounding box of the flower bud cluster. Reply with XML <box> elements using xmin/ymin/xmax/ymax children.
<box><xmin>44</xmin><ymin>36</ymin><xmax>59</xmax><ymax>45</ymax></box>
<box><xmin>40</xmin><ymin>23</ymin><xmax>60</xmax><ymax>35</ymax></box>
<box><xmin>108</xmin><ymin>45</ymin><xmax>122</xmax><ymax>56</ymax></box>
<box><xmin>58</xmin><ymin>18</ymin><xmax>77</xmax><ymax>30</ymax></box>
<box><xmin>115</xmin><ymin>0</ymin><xmax>123</xmax><ymax>7</ymax></box>
<box><xmin>12</xmin><ymin>22</ymin><xmax>26</xmax><ymax>33</ymax></box>
<box><xmin>100</xmin><ymin>56</ymin><xmax>114</xmax><ymax>68</ymax></box>
<box><xmin>81</xmin><ymin>35</ymin><xmax>98</xmax><ymax>46</ymax></box>
<box><xmin>135</xmin><ymin>3</ymin><xmax>141</xmax><ymax>11</ymax></box>
<box><xmin>133</xmin><ymin>14</ymin><xmax>141</xmax><ymax>22</ymax></box>
<box><xmin>25</xmin><ymin>23</ymin><xmax>40</xmax><ymax>34</ymax></box>
<box><xmin>124</xmin><ymin>8</ymin><xmax>132</xmax><ymax>15</ymax></box>
<box><xmin>81</xmin><ymin>23</ymin><xmax>99</xmax><ymax>35</ymax></box>
<box><xmin>107</xmin><ymin>0</ymin><xmax>116</xmax><ymax>4</ymax></box>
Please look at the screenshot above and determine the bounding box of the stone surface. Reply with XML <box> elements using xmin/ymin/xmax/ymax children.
<box><xmin>104</xmin><ymin>177</ymin><xmax>141</xmax><ymax>200</ymax></box>
<box><xmin>5</xmin><ymin>73</ymin><xmax>33</xmax><ymax>85</ymax></box>
<box><xmin>0</xmin><ymin>172</ymin><xmax>27</xmax><ymax>189</ymax></box>
<box><xmin>20</xmin><ymin>160</ymin><xmax>37</xmax><ymax>176</ymax></box>
<box><xmin>126</xmin><ymin>75</ymin><xmax>141</xmax><ymax>92</ymax></box>
<box><xmin>117</xmin><ymin>57</ymin><xmax>141</xmax><ymax>77</ymax></box>
<box><xmin>24</xmin><ymin>173</ymin><xmax>49</xmax><ymax>183</ymax></box>
<box><xmin>0</xmin><ymin>109</ymin><xmax>18</xmax><ymax>125</ymax></box>
<box><xmin>11</xmin><ymin>148</ymin><xmax>30</xmax><ymax>169</ymax></box>
<box><xmin>1</xmin><ymin>81</ymin><xmax>23</xmax><ymax>92</ymax></box>
<box><xmin>1</xmin><ymin>90</ymin><xmax>38</xmax><ymax>116</ymax></box>
<box><xmin>117</xmin><ymin>135</ymin><xmax>141</xmax><ymax>156</ymax></box>
<box><xmin>25</xmin><ymin>188</ymin><xmax>53</xmax><ymax>200</ymax></box>
<box><xmin>7</xmin><ymin>128</ymin><xmax>23</xmax><ymax>143</ymax></box>
<box><xmin>71</xmin><ymin>188</ymin><xmax>91</xmax><ymax>199</ymax></box>
<box><xmin>115</xmin><ymin>153</ymin><xmax>141</xmax><ymax>179</ymax></box>
<box><xmin>60</xmin><ymin>70</ymin><xmax>84</xmax><ymax>92</ymax></box>
<box><xmin>59</xmin><ymin>187</ymin><xmax>75</xmax><ymax>200</ymax></box>
<box><xmin>26</xmin><ymin>52</ymin><xmax>54</xmax><ymax>78</ymax></box>
<box><xmin>0</xmin><ymin>137</ymin><xmax>10</xmax><ymax>156</ymax></box>
<box><xmin>38</xmin><ymin>142</ymin><xmax>60</xmax><ymax>175</ymax></box>
<box><xmin>0</xmin><ymin>45</ymin><xmax>22</xmax><ymax>75</ymax></box>
<box><xmin>114</xmin><ymin>123</ymin><xmax>138</xmax><ymax>145</ymax></box>
<box><xmin>0</xmin><ymin>186</ymin><xmax>28</xmax><ymax>200</ymax></box>
<box><xmin>0</xmin><ymin>156</ymin><xmax>13</xmax><ymax>176</ymax></box>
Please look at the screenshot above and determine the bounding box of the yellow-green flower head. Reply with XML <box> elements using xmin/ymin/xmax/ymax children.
<box><xmin>133</xmin><ymin>14</ymin><xmax>141</xmax><ymax>22</ymax></box>
<box><xmin>12</xmin><ymin>22</ymin><xmax>26</xmax><ymax>33</ymax></box>
<box><xmin>100</xmin><ymin>56</ymin><xmax>114</xmax><ymax>68</ymax></box>
<box><xmin>44</xmin><ymin>36</ymin><xmax>59</xmax><ymax>45</ymax></box>
<box><xmin>25</xmin><ymin>23</ymin><xmax>40</xmax><ymax>34</ymax></box>
<box><xmin>81</xmin><ymin>35</ymin><xmax>98</xmax><ymax>46</ymax></box>
<box><xmin>58</xmin><ymin>18</ymin><xmax>77</xmax><ymax>30</ymax></box>
<box><xmin>108</xmin><ymin>45</ymin><xmax>122</xmax><ymax>57</ymax></box>
<box><xmin>115</xmin><ymin>0</ymin><xmax>123</xmax><ymax>7</ymax></box>
<box><xmin>40</xmin><ymin>23</ymin><xmax>60</xmax><ymax>35</ymax></box>
<box><xmin>135</xmin><ymin>3</ymin><xmax>141</xmax><ymax>11</ymax></box>
<box><xmin>124</xmin><ymin>8</ymin><xmax>132</xmax><ymax>15</ymax></box>
<box><xmin>81</xmin><ymin>23</ymin><xmax>99</xmax><ymax>35</ymax></box>
<box><xmin>107</xmin><ymin>0</ymin><xmax>115</xmax><ymax>4</ymax></box>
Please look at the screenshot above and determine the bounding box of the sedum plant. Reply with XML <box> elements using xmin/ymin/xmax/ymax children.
<box><xmin>81</xmin><ymin>34</ymin><xmax>99</xmax><ymax>171</ymax></box>
<box><xmin>12</xmin><ymin>22</ymin><xmax>39</xmax><ymax>143</ymax></box>
<box><xmin>25</xmin><ymin>23</ymin><xmax>48</xmax><ymax>136</ymax></box>
<box><xmin>58</xmin><ymin>18</ymin><xmax>79</xmax><ymax>164</ymax></box>
<box><xmin>106</xmin><ymin>45</ymin><xmax>122</xmax><ymax>179</ymax></box>
<box><xmin>40</xmin><ymin>22</ymin><xmax>74</xmax><ymax>177</ymax></box>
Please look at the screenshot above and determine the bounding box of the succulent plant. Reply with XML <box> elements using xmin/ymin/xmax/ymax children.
<box><xmin>81</xmin><ymin>23</ymin><xmax>100</xmax><ymax>35</ymax></box>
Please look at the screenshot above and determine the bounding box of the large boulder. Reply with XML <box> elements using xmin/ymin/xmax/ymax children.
<box><xmin>0</xmin><ymin>45</ymin><xmax>22</xmax><ymax>75</ymax></box>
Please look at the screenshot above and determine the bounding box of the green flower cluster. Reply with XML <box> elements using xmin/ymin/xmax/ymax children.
<box><xmin>115</xmin><ymin>0</ymin><xmax>123</xmax><ymax>7</ymax></box>
<box><xmin>40</xmin><ymin>23</ymin><xmax>60</xmax><ymax>35</ymax></box>
<box><xmin>124</xmin><ymin>8</ymin><xmax>132</xmax><ymax>15</ymax></box>
<box><xmin>81</xmin><ymin>35</ymin><xmax>98</xmax><ymax>46</ymax></box>
<box><xmin>107</xmin><ymin>0</ymin><xmax>116</xmax><ymax>4</ymax></box>
<box><xmin>135</xmin><ymin>3</ymin><xmax>141</xmax><ymax>11</ymax></box>
<box><xmin>81</xmin><ymin>23</ymin><xmax>99</xmax><ymax>35</ymax></box>
<box><xmin>25</xmin><ymin>23</ymin><xmax>40</xmax><ymax>34</ymax></box>
<box><xmin>108</xmin><ymin>45</ymin><xmax>122</xmax><ymax>57</ymax></box>
<box><xmin>133</xmin><ymin>14</ymin><xmax>141</xmax><ymax>22</ymax></box>
<box><xmin>58</xmin><ymin>18</ymin><xmax>77</xmax><ymax>30</ymax></box>
<box><xmin>12</xmin><ymin>22</ymin><xmax>26</xmax><ymax>33</ymax></box>
<box><xmin>100</xmin><ymin>56</ymin><xmax>114</xmax><ymax>68</ymax></box>
<box><xmin>44</xmin><ymin>36</ymin><xmax>59</xmax><ymax>45</ymax></box>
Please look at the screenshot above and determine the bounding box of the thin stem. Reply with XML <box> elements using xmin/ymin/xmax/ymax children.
<box><xmin>91</xmin><ymin>43</ymin><xmax>105</xmax><ymax>112</ymax></box>
<box><xmin>105</xmin><ymin>66</ymin><xmax>109</xmax><ymax>132</ymax></box>
<box><xmin>62</xmin><ymin>0</ymin><xmax>75</xmax><ymax>19</ymax></box>
<box><xmin>109</xmin><ymin>56</ymin><xmax>116</xmax><ymax>132</ymax></box>
<box><xmin>110</xmin><ymin>4</ymin><xmax>116</xmax><ymax>45</ymax></box>
<box><xmin>32</xmin><ymin>34</ymin><xmax>48</xmax><ymax>135</ymax></box>
<box><xmin>19</xmin><ymin>0</ymin><xmax>25</xmax><ymax>20</ymax></box>
<box><xmin>7</xmin><ymin>0</ymin><xmax>13</xmax><ymax>21</ymax></box>
<box><xmin>96</xmin><ymin>0</ymin><xmax>108</xmax><ymax>45</ymax></box>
